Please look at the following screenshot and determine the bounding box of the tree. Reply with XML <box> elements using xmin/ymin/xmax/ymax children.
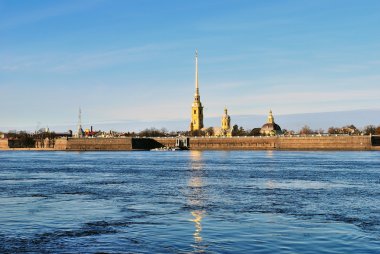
<box><xmin>299</xmin><ymin>125</ymin><xmax>313</xmax><ymax>135</ymax></box>
<box><xmin>7</xmin><ymin>131</ymin><xmax>35</xmax><ymax>148</ymax></box>
<box><xmin>363</xmin><ymin>125</ymin><xmax>376</xmax><ymax>135</ymax></box>
<box><xmin>205</xmin><ymin>127</ymin><xmax>214</xmax><ymax>136</ymax></box>
<box><xmin>376</xmin><ymin>126</ymin><xmax>380</xmax><ymax>135</ymax></box>
<box><xmin>231</xmin><ymin>124</ymin><xmax>239</xmax><ymax>136</ymax></box>
<box><xmin>138</xmin><ymin>128</ymin><xmax>167</xmax><ymax>137</ymax></box>
<box><xmin>328</xmin><ymin>127</ymin><xmax>339</xmax><ymax>134</ymax></box>
<box><xmin>249</xmin><ymin>128</ymin><xmax>261</xmax><ymax>136</ymax></box>
<box><xmin>238</xmin><ymin>126</ymin><xmax>245</xmax><ymax>136</ymax></box>
<box><xmin>316</xmin><ymin>128</ymin><xmax>324</xmax><ymax>134</ymax></box>
<box><xmin>190</xmin><ymin>130</ymin><xmax>205</xmax><ymax>137</ymax></box>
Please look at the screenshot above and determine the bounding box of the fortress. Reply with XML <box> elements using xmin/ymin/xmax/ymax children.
<box><xmin>188</xmin><ymin>50</ymin><xmax>281</xmax><ymax>137</ymax></box>
<box><xmin>1</xmin><ymin>135</ymin><xmax>380</xmax><ymax>151</ymax></box>
<box><xmin>1</xmin><ymin>50</ymin><xmax>379</xmax><ymax>152</ymax></box>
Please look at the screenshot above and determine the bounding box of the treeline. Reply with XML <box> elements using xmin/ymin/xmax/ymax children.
<box><xmin>6</xmin><ymin>131</ymin><xmax>36</xmax><ymax>148</ymax></box>
<box><xmin>79</xmin><ymin>124</ymin><xmax>380</xmax><ymax>137</ymax></box>
<box><xmin>2</xmin><ymin>124</ymin><xmax>380</xmax><ymax>144</ymax></box>
<box><xmin>296</xmin><ymin>124</ymin><xmax>380</xmax><ymax>135</ymax></box>
<box><xmin>4</xmin><ymin>130</ymin><xmax>65</xmax><ymax>148</ymax></box>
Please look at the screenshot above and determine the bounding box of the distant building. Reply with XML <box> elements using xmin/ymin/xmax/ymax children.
<box><xmin>220</xmin><ymin>107</ymin><xmax>232</xmax><ymax>137</ymax></box>
<box><xmin>260</xmin><ymin>110</ymin><xmax>282</xmax><ymax>136</ymax></box>
<box><xmin>190</xmin><ymin>49</ymin><xmax>204</xmax><ymax>132</ymax></box>
<box><xmin>75</xmin><ymin>107</ymin><xmax>84</xmax><ymax>138</ymax></box>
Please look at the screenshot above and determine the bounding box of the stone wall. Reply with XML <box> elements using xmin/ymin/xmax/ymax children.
<box><xmin>54</xmin><ymin>138</ymin><xmax>68</xmax><ymax>150</ymax></box>
<box><xmin>188</xmin><ymin>137</ymin><xmax>276</xmax><ymax>150</ymax></box>
<box><xmin>153</xmin><ymin>136</ymin><xmax>373</xmax><ymax>150</ymax></box>
<box><xmin>151</xmin><ymin>137</ymin><xmax>177</xmax><ymax>148</ymax></box>
<box><xmin>277</xmin><ymin>136</ymin><xmax>372</xmax><ymax>150</ymax></box>
<box><xmin>0</xmin><ymin>139</ymin><xmax>8</xmax><ymax>149</ymax></box>
<box><xmin>62</xmin><ymin>138</ymin><xmax>133</xmax><ymax>151</ymax></box>
<box><xmin>49</xmin><ymin>136</ymin><xmax>377</xmax><ymax>151</ymax></box>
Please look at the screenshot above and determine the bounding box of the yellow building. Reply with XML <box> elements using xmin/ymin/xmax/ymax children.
<box><xmin>221</xmin><ymin>107</ymin><xmax>232</xmax><ymax>137</ymax></box>
<box><xmin>260</xmin><ymin>110</ymin><xmax>282</xmax><ymax>136</ymax></box>
<box><xmin>190</xmin><ymin>50</ymin><xmax>204</xmax><ymax>131</ymax></box>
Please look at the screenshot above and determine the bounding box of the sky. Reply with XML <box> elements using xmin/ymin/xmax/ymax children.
<box><xmin>1</xmin><ymin>0</ymin><xmax>380</xmax><ymax>131</ymax></box>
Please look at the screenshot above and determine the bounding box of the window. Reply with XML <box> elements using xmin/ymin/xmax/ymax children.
<box><xmin>194</xmin><ymin>110</ymin><xmax>196</xmax><ymax>114</ymax></box>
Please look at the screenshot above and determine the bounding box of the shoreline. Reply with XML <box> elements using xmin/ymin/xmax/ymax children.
<box><xmin>1</xmin><ymin>136</ymin><xmax>379</xmax><ymax>151</ymax></box>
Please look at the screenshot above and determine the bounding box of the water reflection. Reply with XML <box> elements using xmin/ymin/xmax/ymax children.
<box><xmin>188</xmin><ymin>151</ymin><xmax>206</xmax><ymax>253</ymax></box>
<box><xmin>265</xmin><ymin>150</ymin><xmax>274</xmax><ymax>158</ymax></box>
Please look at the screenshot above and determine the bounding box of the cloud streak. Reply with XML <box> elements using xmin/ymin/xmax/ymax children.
<box><xmin>0</xmin><ymin>44</ymin><xmax>171</xmax><ymax>73</ymax></box>
<box><xmin>0</xmin><ymin>0</ymin><xmax>103</xmax><ymax>31</ymax></box>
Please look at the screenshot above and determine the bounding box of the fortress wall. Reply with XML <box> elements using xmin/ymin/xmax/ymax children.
<box><xmin>151</xmin><ymin>136</ymin><xmax>373</xmax><ymax>150</ymax></box>
<box><xmin>65</xmin><ymin>138</ymin><xmax>133</xmax><ymax>151</ymax></box>
<box><xmin>54</xmin><ymin>138</ymin><xmax>68</xmax><ymax>150</ymax></box>
<box><xmin>277</xmin><ymin>136</ymin><xmax>372</xmax><ymax>150</ymax></box>
<box><xmin>51</xmin><ymin>136</ymin><xmax>375</xmax><ymax>151</ymax></box>
<box><xmin>188</xmin><ymin>137</ymin><xmax>276</xmax><ymax>150</ymax></box>
<box><xmin>0</xmin><ymin>139</ymin><xmax>9</xmax><ymax>149</ymax></box>
<box><xmin>151</xmin><ymin>137</ymin><xmax>177</xmax><ymax>148</ymax></box>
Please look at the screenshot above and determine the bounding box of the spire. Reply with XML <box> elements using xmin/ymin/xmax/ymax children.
<box><xmin>268</xmin><ymin>109</ymin><xmax>274</xmax><ymax>124</ymax></box>
<box><xmin>190</xmin><ymin>49</ymin><xmax>204</xmax><ymax>131</ymax></box>
<box><xmin>195</xmin><ymin>49</ymin><xmax>199</xmax><ymax>96</ymax></box>
<box><xmin>77</xmin><ymin>107</ymin><xmax>83</xmax><ymax>138</ymax></box>
<box><xmin>78</xmin><ymin>107</ymin><xmax>82</xmax><ymax>130</ymax></box>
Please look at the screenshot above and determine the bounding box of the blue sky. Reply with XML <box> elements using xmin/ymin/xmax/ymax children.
<box><xmin>1</xmin><ymin>0</ymin><xmax>380</xmax><ymax>131</ymax></box>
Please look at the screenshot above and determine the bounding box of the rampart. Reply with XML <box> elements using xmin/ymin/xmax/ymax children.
<box><xmin>153</xmin><ymin>136</ymin><xmax>375</xmax><ymax>150</ymax></box>
<box><xmin>55</xmin><ymin>137</ymin><xmax>133</xmax><ymax>151</ymax></box>
<box><xmin>276</xmin><ymin>135</ymin><xmax>372</xmax><ymax>150</ymax></box>
<box><xmin>2</xmin><ymin>136</ymin><xmax>379</xmax><ymax>151</ymax></box>
<box><xmin>0</xmin><ymin>139</ymin><xmax>9</xmax><ymax>149</ymax></box>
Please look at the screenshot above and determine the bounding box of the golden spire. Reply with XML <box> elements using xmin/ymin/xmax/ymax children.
<box><xmin>190</xmin><ymin>50</ymin><xmax>204</xmax><ymax>131</ymax></box>
<box><xmin>195</xmin><ymin>49</ymin><xmax>199</xmax><ymax>96</ymax></box>
<box><xmin>268</xmin><ymin>109</ymin><xmax>274</xmax><ymax>124</ymax></box>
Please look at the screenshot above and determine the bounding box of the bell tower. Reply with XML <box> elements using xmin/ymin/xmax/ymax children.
<box><xmin>267</xmin><ymin>109</ymin><xmax>274</xmax><ymax>124</ymax></box>
<box><xmin>190</xmin><ymin>49</ymin><xmax>204</xmax><ymax>131</ymax></box>
<box><xmin>221</xmin><ymin>107</ymin><xmax>231</xmax><ymax>131</ymax></box>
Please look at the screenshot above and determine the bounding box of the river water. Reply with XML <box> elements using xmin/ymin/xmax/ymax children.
<box><xmin>0</xmin><ymin>150</ymin><xmax>379</xmax><ymax>253</ymax></box>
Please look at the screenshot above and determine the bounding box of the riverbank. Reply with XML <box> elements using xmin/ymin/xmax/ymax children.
<box><xmin>1</xmin><ymin>136</ymin><xmax>380</xmax><ymax>151</ymax></box>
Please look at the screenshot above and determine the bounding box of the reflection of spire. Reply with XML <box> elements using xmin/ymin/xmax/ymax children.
<box><xmin>188</xmin><ymin>150</ymin><xmax>206</xmax><ymax>252</ymax></box>
<box><xmin>191</xmin><ymin>210</ymin><xmax>204</xmax><ymax>243</ymax></box>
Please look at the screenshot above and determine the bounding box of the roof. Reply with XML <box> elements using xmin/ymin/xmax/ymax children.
<box><xmin>261</xmin><ymin>123</ymin><xmax>282</xmax><ymax>131</ymax></box>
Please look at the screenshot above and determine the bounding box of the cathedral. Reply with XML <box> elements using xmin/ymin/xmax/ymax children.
<box><xmin>189</xmin><ymin>50</ymin><xmax>204</xmax><ymax>132</ymax></box>
<box><xmin>189</xmin><ymin>50</ymin><xmax>232</xmax><ymax>137</ymax></box>
<box><xmin>189</xmin><ymin>50</ymin><xmax>281</xmax><ymax>137</ymax></box>
<box><xmin>260</xmin><ymin>110</ymin><xmax>282</xmax><ymax>136</ymax></box>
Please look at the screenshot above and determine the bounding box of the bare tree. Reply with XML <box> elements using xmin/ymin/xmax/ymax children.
<box><xmin>299</xmin><ymin>125</ymin><xmax>313</xmax><ymax>135</ymax></box>
<box><xmin>363</xmin><ymin>125</ymin><xmax>376</xmax><ymax>135</ymax></box>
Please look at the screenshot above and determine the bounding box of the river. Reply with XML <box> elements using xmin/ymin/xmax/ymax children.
<box><xmin>0</xmin><ymin>151</ymin><xmax>379</xmax><ymax>253</ymax></box>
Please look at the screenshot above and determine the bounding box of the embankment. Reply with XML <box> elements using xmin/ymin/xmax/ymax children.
<box><xmin>55</xmin><ymin>138</ymin><xmax>133</xmax><ymax>151</ymax></box>
<box><xmin>0</xmin><ymin>139</ymin><xmax>9</xmax><ymax>150</ymax></box>
<box><xmin>157</xmin><ymin>136</ymin><xmax>373</xmax><ymax>150</ymax></box>
<box><xmin>1</xmin><ymin>136</ymin><xmax>379</xmax><ymax>151</ymax></box>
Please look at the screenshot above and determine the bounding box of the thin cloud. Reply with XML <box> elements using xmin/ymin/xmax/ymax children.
<box><xmin>0</xmin><ymin>0</ymin><xmax>104</xmax><ymax>30</ymax></box>
<box><xmin>0</xmin><ymin>44</ymin><xmax>171</xmax><ymax>73</ymax></box>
